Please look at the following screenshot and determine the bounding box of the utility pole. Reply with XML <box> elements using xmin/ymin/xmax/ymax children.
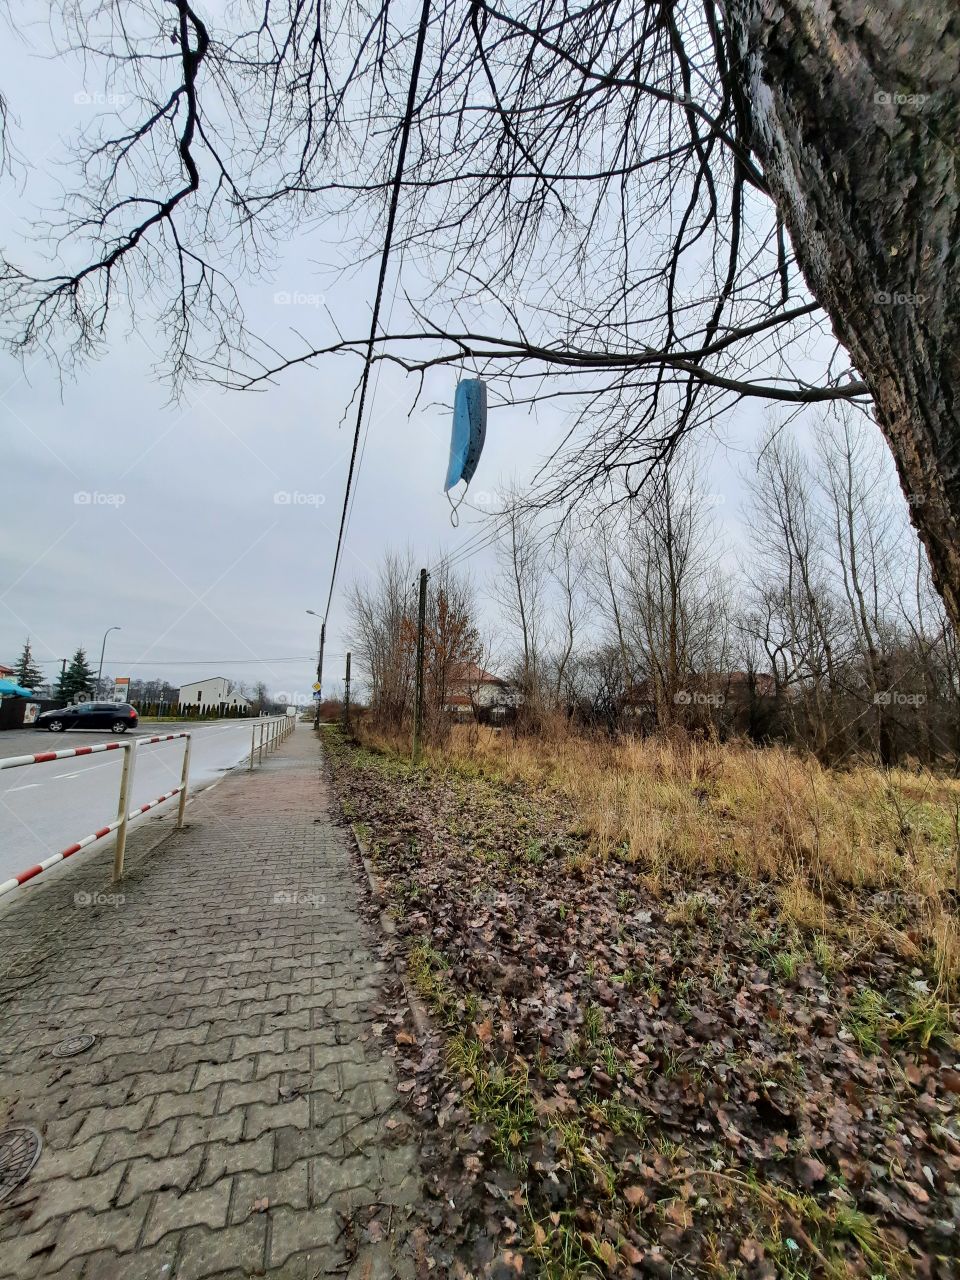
<box><xmin>313</xmin><ymin>621</ymin><xmax>325</xmax><ymax>730</ymax></box>
<box><xmin>412</xmin><ymin>567</ymin><xmax>428</xmax><ymax>765</ymax></box>
<box><xmin>342</xmin><ymin>652</ymin><xmax>351</xmax><ymax>733</ymax></box>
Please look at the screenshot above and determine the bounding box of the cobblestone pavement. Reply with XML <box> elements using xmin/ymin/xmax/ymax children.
<box><xmin>0</xmin><ymin>728</ymin><xmax>420</xmax><ymax>1279</ymax></box>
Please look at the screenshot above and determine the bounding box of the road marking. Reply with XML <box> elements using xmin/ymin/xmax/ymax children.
<box><xmin>7</xmin><ymin>784</ymin><xmax>40</xmax><ymax>792</ymax></box>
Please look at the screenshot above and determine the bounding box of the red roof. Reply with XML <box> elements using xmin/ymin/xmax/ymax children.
<box><xmin>448</xmin><ymin>662</ymin><xmax>506</xmax><ymax>686</ymax></box>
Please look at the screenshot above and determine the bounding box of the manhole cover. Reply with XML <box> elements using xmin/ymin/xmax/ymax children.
<box><xmin>0</xmin><ymin>1127</ymin><xmax>42</xmax><ymax>1203</ymax></box>
<box><xmin>51</xmin><ymin>1033</ymin><xmax>97</xmax><ymax>1058</ymax></box>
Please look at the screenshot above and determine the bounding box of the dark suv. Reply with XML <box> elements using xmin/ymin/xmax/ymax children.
<box><xmin>35</xmin><ymin>702</ymin><xmax>139</xmax><ymax>734</ymax></box>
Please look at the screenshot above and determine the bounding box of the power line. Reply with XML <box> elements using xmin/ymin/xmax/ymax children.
<box><xmin>32</xmin><ymin>655</ymin><xmax>347</xmax><ymax>667</ymax></box>
<box><xmin>432</xmin><ymin>519</ymin><xmax>503</xmax><ymax>576</ymax></box>
<box><xmin>322</xmin><ymin>0</ymin><xmax>432</xmax><ymax>625</ymax></box>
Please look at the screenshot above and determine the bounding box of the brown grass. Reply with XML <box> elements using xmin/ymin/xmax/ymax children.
<box><xmin>356</xmin><ymin>722</ymin><xmax>960</xmax><ymax>985</ymax></box>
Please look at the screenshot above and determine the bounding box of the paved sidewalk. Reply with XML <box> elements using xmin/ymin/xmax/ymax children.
<box><xmin>0</xmin><ymin>728</ymin><xmax>420</xmax><ymax>1279</ymax></box>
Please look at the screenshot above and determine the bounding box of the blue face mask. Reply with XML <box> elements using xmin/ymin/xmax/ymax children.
<box><xmin>445</xmin><ymin>378</ymin><xmax>487</xmax><ymax>492</ymax></box>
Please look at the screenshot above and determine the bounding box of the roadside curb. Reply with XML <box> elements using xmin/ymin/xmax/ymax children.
<box><xmin>350</xmin><ymin>821</ymin><xmax>432</xmax><ymax>1039</ymax></box>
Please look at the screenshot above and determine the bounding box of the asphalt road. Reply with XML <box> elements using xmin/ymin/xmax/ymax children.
<box><xmin>0</xmin><ymin>719</ymin><xmax>273</xmax><ymax>885</ymax></box>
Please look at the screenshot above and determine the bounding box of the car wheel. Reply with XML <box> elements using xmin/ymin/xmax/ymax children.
<box><xmin>111</xmin><ymin>720</ymin><xmax>128</xmax><ymax>734</ymax></box>
<box><xmin>47</xmin><ymin>719</ymin><xmax>64</xmax><ymax>733</ymax></box>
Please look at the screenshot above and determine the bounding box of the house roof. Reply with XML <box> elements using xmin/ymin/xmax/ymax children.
<box><xmin>177</xmin><ymin>677</ymin><xmax>232</xmax><ymax>695</ymax></box>
<box><xmin>448</xmin><ymin>662</ymin><xmax>507</xmax><ymax>685</ymax></box>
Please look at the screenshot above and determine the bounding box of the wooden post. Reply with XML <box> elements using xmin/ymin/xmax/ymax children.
<box><xmin>412</xmin><ymin>567</ymin><xmax>428</xmax><ymax>765</ymax></box>
<box><xmin>343</xmin><ymin>652</ymin><xmax>351</xmax><ymax>733</ymax></box>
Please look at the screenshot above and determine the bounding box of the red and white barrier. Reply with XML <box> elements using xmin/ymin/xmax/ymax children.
<box><xmin>0</xmin><ymin>740</ymin><xmax>126</xmax><ymax>771</ymax></box>
<box><xmin>0</xmin><ymin>732</ymin><xmax>193</xmax><ymax>899</ymax></box>
<box><xmin>0</xmin><ymin>819</ymin><xmax>122</xmax><ymax>896</ymax></box>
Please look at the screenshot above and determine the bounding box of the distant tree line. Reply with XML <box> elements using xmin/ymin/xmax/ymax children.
<box><xmin>5</xmin><ymin>644</ymin><xmax>284</xmax><ymax>718</ymax></box>
<box><xmin>352</xmin><ymin>412</ymin><xmax>960</xmax><ymax>768</ymax></box>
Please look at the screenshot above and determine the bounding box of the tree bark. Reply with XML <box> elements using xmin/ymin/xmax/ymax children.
<box><xmin>727</xmin><ymin>1</ymin><xmax>960</xmax><ymax>627</ymax></box>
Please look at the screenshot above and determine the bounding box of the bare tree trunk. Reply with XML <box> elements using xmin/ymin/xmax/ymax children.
<box><xmin>729</xmin><ymin>1</ymin><xmax>960</xmax><ymax>627</ymax></box>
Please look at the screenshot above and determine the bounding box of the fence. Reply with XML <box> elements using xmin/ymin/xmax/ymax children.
<box><xmin>0</xmin><ymin>732</ymin><xmax>192</xmax><ymax>899</ymax></box>
<box><xmin>248</xmin><ymin>714</ymin><xmax>297</xmax><ymax>769</ymax></box>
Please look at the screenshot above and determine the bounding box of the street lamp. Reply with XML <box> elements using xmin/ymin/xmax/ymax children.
<box><xmin>306</xmin><ymin>610</ymin><xmax>325</xmax><ymax>729</ymax></box>
<box><xmin>96</xmin><ymin>626</ymin><xmax>121</xmax><ymax>698</ymax></box>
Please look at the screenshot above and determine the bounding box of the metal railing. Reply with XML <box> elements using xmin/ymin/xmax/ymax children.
<box><xmin>248</xmin><ymin>714</ymin><xmax>297</xmax><ymax>770</ymax></box>
<box><xmin>0</xmin><ymin>732</ymin><xmax>192</xmax><ymax>898</ymax></box>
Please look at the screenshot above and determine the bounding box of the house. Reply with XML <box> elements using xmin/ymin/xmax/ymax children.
<box><xmin>444</xmin><ymin>662</ymin><xmax>514</xmax><ymax>721</ymax></box>
<box><xmin>177</xmin><ymin>677</ymin><xmax>251</xmax><ymax>715</ymax></box>
<box><xmin>0</xmin><ymin>664</ymin><xmax>16</xmax><ymax>680</ymax></box>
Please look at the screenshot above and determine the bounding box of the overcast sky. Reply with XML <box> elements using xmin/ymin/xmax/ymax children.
<box><xmin>0</xmin><ymin>5</ymin><xmax>809</xmax><ymax>701</ymax></box>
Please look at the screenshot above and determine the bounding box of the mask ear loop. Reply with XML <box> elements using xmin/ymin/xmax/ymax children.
<box><xmin>446</xmin><ymin>486</ymin><xmax>467</xmax><ymax>527</ymax></box>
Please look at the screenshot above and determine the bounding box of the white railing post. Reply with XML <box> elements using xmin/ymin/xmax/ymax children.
<box><xmin>113</xmin><ymin>741</ymin><xmax>137</xmax><ymax>882</ymax></box>
<box><xmin>176</xmin><ymin>733</ymin><xmax>192</xmax><ymax>828</ymax></box>
<box><xmin>249</xmin><ymin>721</ymin><xmax>256</xmax><ymax>771</ymax></box>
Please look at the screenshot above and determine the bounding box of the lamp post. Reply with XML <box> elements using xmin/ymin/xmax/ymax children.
<box><xmin>96</xmin><ymin>626</ymin><xmax>121</xmax><ymax>698</ymax></box>
<box><xmin>306</xmin><ymin>610</ymin><xmax>325</xmax><ymax>729</ymax></box>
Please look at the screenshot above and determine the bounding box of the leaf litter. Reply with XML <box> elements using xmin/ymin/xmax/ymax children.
<box><xmin>327</xmin><ymin>733</ymin><xmax>960</xmax><ymax>1279</ymax></box>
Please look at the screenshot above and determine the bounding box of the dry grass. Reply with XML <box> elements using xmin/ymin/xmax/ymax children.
<box><xmin>357</xmin><ymin>722</ymin><xmax>960</xmax><ymax>985</ymax></box>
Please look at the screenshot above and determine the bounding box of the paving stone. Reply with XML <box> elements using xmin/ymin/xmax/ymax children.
<box><xmin>217</xmin><ymin>1076</ymin><xmax>278</xmax><ymax>1112</ymax></box>
<box><xmin>255</xmin><ymin>1048</ymin><xmax>310</xmax><ymax>1079</ymax></box>
<box><xmin>193</xmin><ymin>1055</ymin><xmax>257</xmax><ymax>1090</ymax></box>
<box><xmin>311</xmin><ymin>1152</ymin><xmax>381</xmax><ymax>1205</ymax></box>
<box><xmin>231</xmin><ymin>1159</ymin><xmax>309</xmax><ymax>1223</ymax></box>
<box><xmin>142</xmin><ymin>1177</ymin><xmax>232</xmax><ymax>1245</ymax></box>
<box><xmin>200</xmin><ymin>1133</ymin><xmax>274</xmax><ymax>1185</ymax></box>
<box><xmin>93</xmin><ymin>1119</ymin><xmax>178</xmax><ymax>1170</ymax></box>
<box><xmin>0</xmin><ymin>730</ymin><xmax>420</xmax><ymax>1278</ymax></box>
<box><xmin>116</xmin><ymin>1148</ymin><xmax>205</xmax><ymax>1205</ymax></box>
<box><xmin>27</xmin><ymin>1165</ymin><xmax>125</xmax><ymax>1229</ymax></box>
<box><xmin>48</xmin><ymin>1203</ymin><xmax>149</xmax><ymax>1269</ymax></box>
<box><xmin>73</xmin><ymin>1098</ymin><xmax>154</xmax><ymax>1144</ymax></box>
<box><xmin>148</xmin><ymin>1082</ymin><xmax>220</xmax><ymax>1126</ymax></box>
<box><xmin>175</xmin><ymin>1219</ymin><xmax>267</xmax><ymax>1280</ymax></box>
<box><xmin>75</xmin><ymin>1238</ymin><xmax>180</xmax><ymax>1280</ymax></box>
<box><xmin>170</xmin><ymin>1110</ymin><xmax>245</xmax><ymax>1153</ymax></box>
<box><xmin>243</xmin><ymin>1095</ymin><xmax>309</xmax><ymax>1140</ymax></box>
<box><xmin>124</xmin><ymin>1064</ymin><xmax>198</xmax><ymax>1103</ymax></box>
<box><xmin>30</xmin><ymin>1136</ymin><xmax>104</xmax><ymax>1184</ymax></box>
<box><xmin>268</xmin><ymin>1204</ymin><xmax>339</xmax><ymax>1267</ymax></box>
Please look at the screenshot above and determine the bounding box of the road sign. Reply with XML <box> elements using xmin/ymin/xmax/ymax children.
<box><xmin>312</xmin><ymin>691</ymin><xmax>322</xmax><ymax>700</ymax></box>
<box><xmin>312</xmin><ymin>682</ymin><xmax>321</xmax><ymax>691</ymax></box>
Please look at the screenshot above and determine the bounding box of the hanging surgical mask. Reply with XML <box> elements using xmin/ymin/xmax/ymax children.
<box><xmin>445</xmin><ymin>379</ymin><xmax>487</xmax><ymax>522</ymax></box>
